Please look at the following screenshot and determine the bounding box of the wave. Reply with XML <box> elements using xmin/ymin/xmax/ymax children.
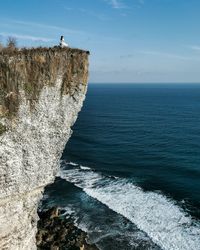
<box><xmin>80</xmin><ymin>165</ymin><xmax>91</xmax><ymax>170</ymax></box>
<box><xmin>59</xmin><ymin>166</ymin><xmax>200</xmax><ymax>250</ymax></box>
<box><xmin>62</xmin><ymin>161</ymin><xmax>92</xmax><ymax>170</ymax></box>
<box><xmin>66</xmin><ymin>161</ymin><xmax>79</xmax><ymax>166</ymax></box>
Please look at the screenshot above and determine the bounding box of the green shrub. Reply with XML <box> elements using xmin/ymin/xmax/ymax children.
<box><xmin>7</xmin><ymin>37</ymin><xmax>17</xmax><ymax>50</ymax></box>
<box><xmin>0</xmin><ymin>123</ymin><xmax>6</xmax><ymax>135</ymax></box>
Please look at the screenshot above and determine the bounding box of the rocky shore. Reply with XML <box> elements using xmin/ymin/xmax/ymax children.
<box><xmin>36</xmin><ymin>207</ymin><xmax>98</xmax><ymax>250</ymax></box>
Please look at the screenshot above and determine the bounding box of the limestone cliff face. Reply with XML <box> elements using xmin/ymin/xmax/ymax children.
<box><xmin>0</xmin><ymin>47</ymin><xmax>89</xmax><ymax>249</ymax></box>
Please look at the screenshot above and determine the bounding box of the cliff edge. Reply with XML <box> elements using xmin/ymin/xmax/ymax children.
<box><xmin>0</xmin><ymin>47</ymin><xmax>89</xmax><ymax>249</ymax></box>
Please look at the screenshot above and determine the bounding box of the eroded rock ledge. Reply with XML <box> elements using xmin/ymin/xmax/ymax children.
<box><xmin>0</xmin><ymin>47</ymin><xmax>89</xmax><ymax>249</ymax></box>
<box><xmin>37</xmin><ymin>207</ymin><xmax>98</xmax><ymax>250</ymax></box>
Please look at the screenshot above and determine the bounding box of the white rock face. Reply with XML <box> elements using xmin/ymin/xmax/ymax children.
<box><xmin>0</xmin><ymin>49</ymin><xmax>88</xmax><ymax>249</ymax></box>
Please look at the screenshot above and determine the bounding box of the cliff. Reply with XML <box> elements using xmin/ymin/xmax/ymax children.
<box><xmin>0</xmin><ymin>47</ymin><xmax>89</xmax><ymax>249</ymax></box>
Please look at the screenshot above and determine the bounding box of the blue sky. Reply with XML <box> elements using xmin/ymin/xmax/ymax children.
<box><xmin>0</xmin><ymin>0</ymin><xmax>200</xmax><ymax>83</ymax></box>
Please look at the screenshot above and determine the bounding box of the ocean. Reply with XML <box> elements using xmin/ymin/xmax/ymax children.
<box><xmin>41</xmin><ymin>83</ymin><xmax>200</xmax><ymax>250</ymax></box>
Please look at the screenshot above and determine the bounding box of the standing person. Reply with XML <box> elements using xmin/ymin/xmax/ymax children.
<box><xmin>60</xmin><ymin>36</ymin><xmax>69</xmax><ymax>48</ymax></box>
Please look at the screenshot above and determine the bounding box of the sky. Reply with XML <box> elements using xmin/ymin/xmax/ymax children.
<box><xmin>0</xmin><ymin>0</ymin><xmax>200</xmax><ymax>83</ymax></box>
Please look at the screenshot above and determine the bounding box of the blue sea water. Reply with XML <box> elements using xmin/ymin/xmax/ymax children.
<box><xmin>42</xmin><ymin>83</ymin><xmax>200</xmax><ymax>250</ymax></box>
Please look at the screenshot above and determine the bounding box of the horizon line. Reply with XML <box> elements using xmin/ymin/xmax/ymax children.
<box><xmin>89</xmin><ymin>82</ymin><xmax>200</xmax><ymax>84</ymax></box>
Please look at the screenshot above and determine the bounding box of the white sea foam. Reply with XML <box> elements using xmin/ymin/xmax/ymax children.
<box><xmin>59</xmin><ymin>168</ymin><xmax>200</xmax><ymax>250</ymax></box>
<box><xmin>64</xmin><ymin>161</ymin><xmax>92</xmax><ymax>170</ymax></box>
<box><xmin>62</xmin><ymin>206</ymin><xmax>76</xmax><ymax>216</ymax></box>
<box><xmin>80</xmin><ymin>165</ymin><xmax>91</xmax><ymax>170</ymax></box>
<box><xmin>67</xmin><ymin>161</ymin><xmax>79</xmax><ymax>166</ymax></box>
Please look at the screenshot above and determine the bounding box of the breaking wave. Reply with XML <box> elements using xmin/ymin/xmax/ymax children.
<box><xmin>80</xmin><ymin>165</ymin><xmax>92</xmax><ymax>170</ymax></box>
<box><xmin>59</xmin><ymin>163</ymin><xmax>200</xmax><ymax>250</ymax></box>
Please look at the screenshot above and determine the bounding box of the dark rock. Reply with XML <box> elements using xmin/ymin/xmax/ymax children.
<box><xmin>36</xmin><ymin>207</ymin><xmax>99</xmax><ymax>250</ymax></box>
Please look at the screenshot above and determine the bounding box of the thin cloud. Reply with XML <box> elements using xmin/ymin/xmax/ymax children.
<box><xmin>138</xmin><ymin>50</ymin><xmax>199</xmax><ymax>61</ymax></box>
<box><xmin>4</xmin><ymin>19</ymin><xmax>84</xmax><ymax>35</ymax></box>
<box><xmin>0</xmin><ymin>32</ymin><xmax>53</xmax><ymax>42</ymax></box>
<box><xmin>65</xmin><ymin>8</ymin><xmax>110</xmax><ymax>21</ymax></box>
<box><xmin>104</xmin><ymin>0</ymin><xmax>144</xmax><ymax>9</ymax></box>
<box><xmin>138</xmin><ymin>0</ymin><xmax>144</xmax><ymax>5</ymax></box>
<box><xmin>188</xmin><ymin>45</ymin><xmax>200</xmax><ymax>51</ymax></box>
<box><xmin>120</xmin><ymin>54</ymin><xmax>134</xmax><ymax>59</ymax></box>
<box><xmin>120</xmin><ymin>50</ymin><xmax>200</xmax><ymax>61</ymax></box>
<box><xmin>105</xmin><ymin>0</ymin><xmax>127</xmax><ymax>9</ymax></box>
<box><xmin>64</xmin><ymin>7</ymin><xmax>73</xmax><ymax>11</ymax></box>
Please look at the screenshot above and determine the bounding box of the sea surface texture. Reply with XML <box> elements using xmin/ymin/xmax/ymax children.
<box><xmin>42</xmin><ymin>83</ymin><xmax>200</xmax><ymax>250</ymax></box>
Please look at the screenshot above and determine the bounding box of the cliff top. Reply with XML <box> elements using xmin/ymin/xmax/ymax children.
<box><xmin>0</xmin><ymin>46</ymin><xmax>90</xmax><ymax>57</ymax></box>
<box><xmin>0</xmin><ymin>46</ymin><xmax>89</xmax><ymax>123</ymax></box>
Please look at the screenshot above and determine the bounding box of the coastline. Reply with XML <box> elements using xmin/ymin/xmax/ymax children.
<box><xmin>37</xmin><ymin>207</ymin><xmax>99</xmax><ymax>250</ymax></box>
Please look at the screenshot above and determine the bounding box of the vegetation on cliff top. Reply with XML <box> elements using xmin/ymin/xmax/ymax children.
<box><xmin>0</xmin><ymin>44</ymin><xmax>89</xmax><ymax>119</ymax></box>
